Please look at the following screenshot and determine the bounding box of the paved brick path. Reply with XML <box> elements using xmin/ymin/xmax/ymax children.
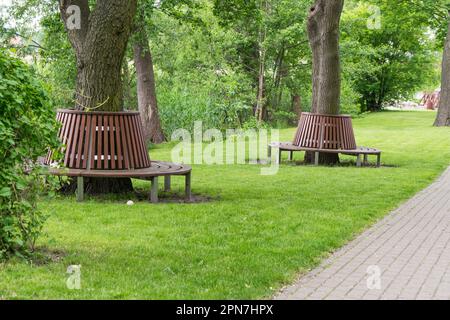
<box><xmin>275</xmin><ymin>167</ymin><xmax>450</xmax><ymax>300</ymax></box>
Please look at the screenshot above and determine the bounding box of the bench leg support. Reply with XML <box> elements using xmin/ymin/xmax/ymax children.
<box><xmin>267</xmin><ymin>145</ymin><xmax>272</xmax><ymax>164</ymax></box>
<box><xmin>364</xmin><ymin>154</ymin><xmax>368</xmax><ymax>166</ymax></box>
<box><xmin>278</xmin><ymin>149</ymin><xmax>282</xmax><ymax>165</ymax></box>
<box><xmin>314</xmin><ymin>152</ymin><xmax>320</xmax><ymax>166</ymax></box>
<box><xmin>356</xmin><ymin>154</ymin><xmax>362</xmax><ymax>167</ymax></box>
<box><xmin>289</xmin><ymin>151</ymin><xmax>294</xmax><ymax>162</ymax></box>
<box><xmin>76</xmin><ymin>176</ymin><xmax>84</xmax><ymax>202</ymax></box>
<box><xmin>185</xmin><ymin>173</ymin><xmax>192</xmax><ymax>202</ymax></box>
<box><xmin>150</xmin><ymin>177</ymin><xmax>159</xmax><ymax>203</ymax></box>
<box><xmin>377</xmin><ymin>154</ymin><xmax>381</xmax><ymax>168</ymax></box>
<box><xmin>164</xmin><ymin>176</ymin><xmax>171</xmax><ymax>192</ymax></box>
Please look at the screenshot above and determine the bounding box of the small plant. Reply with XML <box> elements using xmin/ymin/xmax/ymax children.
<box><xmin>242</xmin><ymin>117</ymin><xmax>270</xmax><ymax>131</ymax></box>
<box><xmin>0</xmin><ymin>49</ymin><xmax>60</xmax><ymax>261</ymax></box>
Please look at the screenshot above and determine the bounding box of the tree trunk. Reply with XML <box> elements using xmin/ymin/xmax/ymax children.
<box><xmin>59</xmin><ymin>0</ymin><xmax>137</xmax><ymax>194</ymax></box>
<box><xmin>435</xmin><ymin>11</ymin><xmax>450</xmax><ymax>127</ymax></box>
<box><xmin>255</xmin><ymin>36</ymin><xmax>266</xmax><ymax>122</ymax></box>
<box><xmin>255</xmin><ymin>0</ymin><xmax>268</xmax><ymax>123</ymax></box>
<box><xmin>60</xmin><ymin>0</ymin><xmax>137</xmax><ymax>112</ymax></box>
<box><xmin>292</xmin><ymin>94</ymin><xmax>302</xmax><ymax>119</ymax></box>
<box><xmin>134</xmin><ymin>38</ymin><xmax>166</xmax><ymax>144</ymax></box>
<box><xmin>304</xmin><ymin>0</ymin><xmax>344</xmax><ymax>165</ymax></box>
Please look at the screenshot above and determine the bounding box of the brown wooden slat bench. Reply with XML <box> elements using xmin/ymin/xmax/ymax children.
<box><xmin>47</xmin><ymin>161</ymin><xmax>192</xmax><ymax>203</ymax></box>
<box><xmin>269</xmin><ymin>113</ymin><xmax>382</xmax><ymax>167</ymax></box>
<box><xmin>44</xmin><ymin>109</ymin><xmax>192</xmax><ymax>203</ymax></box>
<box><xmin>268</xmin><ymin>142</ymin><xmax>381</xmax><ymax>167</ymax></box>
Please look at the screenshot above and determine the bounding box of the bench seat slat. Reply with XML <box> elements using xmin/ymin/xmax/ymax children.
<box><xmin>47</xmin><ymin>161</ymin><xmax>192</xmax><ymax>179</ymax></box>
<box><xmin>270</xmin><ymin>142</ymin><xmax>381</xmax><ymax>155</ymax></box>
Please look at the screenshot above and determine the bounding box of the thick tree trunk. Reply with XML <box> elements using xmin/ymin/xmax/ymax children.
<box><xmin>59</xmin><ymin>0</ymin><xmax>137</xmax><ymax>194</ymax></box>
<box><xmin>134</xmin><ymin>40</ymin><xmax>166</xmax><ymax>144</ymax></box>
<box><xmin>308</xmin><ymin>0</ymin><xmax>343</xmax><ymax>115</ymax></box>
<box><xmin>435</xmin><ymin>12</ymin><xmax>450</xmax><ymax>127</ymax></box>
<box><xmin>62</xmin><ymin>177</ymin><xmax>134</xmax><ymax>196</ymax></box>
<box><xmin>305</xmin><ymin>0</ymin><xmax>344</xmax><ymax>165</ymax></box>
<box><xmin>60</xmin><ymin>0</ymin><xmax>137</xmax><ymax>112</ymax></box>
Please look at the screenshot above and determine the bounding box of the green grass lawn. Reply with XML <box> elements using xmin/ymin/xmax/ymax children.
<box><xmin>1</xmin><ymin>111</ymin><xmax>449</xmax><ymax>299</ymax></box>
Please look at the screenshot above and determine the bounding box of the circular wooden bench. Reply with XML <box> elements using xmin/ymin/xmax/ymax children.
<box><xmin>44</xmin><ymin>109</ymin><xmax>192</xmax><ymax>202</ymax></box>
<box><xmin>269</xmin><ymin>113</ymin><xmax>381</xmax><ymax>167</ymax></box>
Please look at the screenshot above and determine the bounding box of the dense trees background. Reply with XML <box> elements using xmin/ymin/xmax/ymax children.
<box><xmin>1</xmin><ymin>0</ymin><xmax>447</xmax><ymax>136</ymax></box>
<box><xmin>342</xmin><ymin>0</ymin><xmax>442</xmax><ymax>112</ymax></box>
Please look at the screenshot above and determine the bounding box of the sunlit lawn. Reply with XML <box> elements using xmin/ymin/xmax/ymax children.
<box><xmin>0</xmin><ymin>111</ymin><xmax>449</xmax><ymax>299</ymax></box>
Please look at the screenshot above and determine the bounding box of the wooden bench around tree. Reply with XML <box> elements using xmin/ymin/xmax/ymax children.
<box><xmin>269</xmin><ymin>113</ymin><xmax>382</xmax><ymax>167</ymax></box>
<box><xmin>44</xmin><ymin>109</ymin><xmax>192</xmax><ymax>203</ymax></box>
<box><xmin>48</xmin><ymin>161</ymin><xmax>192</xmax><ymax>203</ymax></box>
<box><xmin>268</xmin><ymin>142</ymin><xmax>381</xmax><ymax>167</ymax></box>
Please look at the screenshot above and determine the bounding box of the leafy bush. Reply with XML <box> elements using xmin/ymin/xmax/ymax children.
<box><xmin>340</xmin><ymin>78</ymin><xmax>362</xmax><ymax>116</ymax></box>
<box><xmin>0</xmin><ymin>49</ymin><xmax>59</xmax><ymax>260</ymax></box>
<box><xmin>158</xmin><ymin>70</ymin><xmax>254</xmax><ymax>136</ymax></box>
<box><xmin>271</xmin><ymin>110</ymin><xmax>298</xmax><ymax>128</ymax></box>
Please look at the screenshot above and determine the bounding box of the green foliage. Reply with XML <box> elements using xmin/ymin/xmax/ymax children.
<box><xmin>38</xmin><ymin>12</ymin><xmax>77</xmax><ymax>107</ymax></box>
<box><xmin>150</xmin><ymin>2</ymin><xmax>255</xmax><ymax>135</ymax></box>
<box><xmin>0</xmin><ymin>49</ymin><xmax>59</xmax><ymax>260</ymax></box>
<box><xmin>213</xmin><ymin>0</ymin><xmax>312</xmax><ymax>120</ymax></box>
<box><xmin>5</xmin><ymin>0</ymin><xmax>447</xmax><ymax>132</ymax></box>
<box><xmin>341</xmin><ymin>0</ymin><xmax>441</xmax><ymax>111</ymax></box>
<box><xmin>340</xmin><ymin>78</ymin><xmax>363</xmax><ymax>115</ymax></box>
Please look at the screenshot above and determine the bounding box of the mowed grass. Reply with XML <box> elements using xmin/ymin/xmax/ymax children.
<box><xmin>1</xmin><ymin>111</ymin><xmax>449</xmax><ymax>299</ymax></box>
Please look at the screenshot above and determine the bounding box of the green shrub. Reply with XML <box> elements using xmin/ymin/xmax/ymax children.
<box><xmin>158</xmin><ymin>71</ymin><xmax>254</xmax><ymax>136</ymax></box>
<box><xmin>271</xmin><ymin>110</ymin><xmax>298</xmax><ymax>128</ymax></box>
<box><xmin>341</xmin><ymin>78</ymin><xmax>362</xmax><ymax>116</ymax></box>
<box><xmin>0</xmin><ymin>49</ymin><xmax>59</xmax><ymax>260</ymax></box>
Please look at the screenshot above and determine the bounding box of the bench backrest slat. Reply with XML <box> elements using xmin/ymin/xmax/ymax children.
<box><xmin>46</xmin><ymin>110</ymin><xmax>151</xmax><ymax>170</ymax></box>
<box><xmin>293</xmin><ymin>113</ymin><xmax>357</xmax><ymax>150</ymax></box>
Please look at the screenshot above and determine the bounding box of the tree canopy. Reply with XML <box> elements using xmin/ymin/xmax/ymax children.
<box><xmin>1</xmin><ymin>0</ymin><xmax>448</xmax><ymax>132</ymax></box>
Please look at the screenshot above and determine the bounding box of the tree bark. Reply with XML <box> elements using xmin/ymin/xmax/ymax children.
<box><xmin>305</xmin><ymin>0</ymin><xmax>344</xmax><ymax>165</ymax></box>
<box><xmin>255</xmin><ymin>32</ymin><xmax>266</xmax><ymax>122</ymax></box>
<box><xmin>255</xmin><ymin>0</ymin><xmax>268</xmax><ymax>123</ymax></box>
<box><xmin>133</xmin><ymin>36</ymin><xmax>166</xmax><ymax>144</ymax></box>
<box><xmin>435</xmin><ymin>11</ymin><xmax>450</xmax><ymax>127</ymax></box>
<box><xmin>292</xmin><ymin>94</ymin><xmax>302</xmax><ymax>119</ymax></box>
<box><xmin>59</xmin><ymin>0</ymin><xmax>137</xmax><ymax>111</ymax></box>
<box><xmin>59</xmin><ymin>0</ymin><xmax>137</xmax><ymax>194</ymax></box>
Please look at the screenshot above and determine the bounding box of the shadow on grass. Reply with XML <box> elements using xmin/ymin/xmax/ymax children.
<box><xmin>282</xmin><ymin>159</ymin><xmax>399</xmax><ymax>168</ymax></box>
<box><xmin>52</xmin><ymin>189</ymin><xmax>217</xmax><ymax>204</ymax></box>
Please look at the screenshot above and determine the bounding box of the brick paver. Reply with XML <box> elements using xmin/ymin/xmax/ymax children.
<box><xmin>275</xmin><ymin>167</ymin><xmax>450</xmax><ymax>300</ymax></box>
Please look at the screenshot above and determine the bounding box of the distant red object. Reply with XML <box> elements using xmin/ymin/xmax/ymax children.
<box><xmin>420</xmin><ymin>92</ymin><xmax>440</xmax><ymax>110</ymax></box>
